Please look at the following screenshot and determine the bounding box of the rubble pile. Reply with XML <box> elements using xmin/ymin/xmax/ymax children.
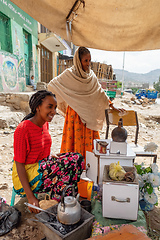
<box><xmin>130</xmin><ymin>96</ymin><xmax>156</xmax><ymax>106</ymax></box>
<box><xmin>121</xmin><ymin>93</ymin><xmax>156</xmax><ymax>107</ymax></box>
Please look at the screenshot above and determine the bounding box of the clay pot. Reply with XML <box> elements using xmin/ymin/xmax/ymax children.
<box><xmin>111</xmin><ymin>118</ymin><xmax>127</xmax><ymax>142</ymax></box>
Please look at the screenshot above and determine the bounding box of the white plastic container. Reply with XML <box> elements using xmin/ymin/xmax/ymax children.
<box><xmin>102</xmin><ymin>165</ymin><xmax>139</xmax><ymax>221</ymax></box>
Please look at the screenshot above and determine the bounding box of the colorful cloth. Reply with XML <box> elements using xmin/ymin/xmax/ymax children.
<box><xmin>12</xmin><ymin>160</ymin><xmax>43</xmax><ymax>196</ymax></box>
<box><xmin>91</xmin><ymin>221</ymin><xmax>147</xmax><ymax>237</ymax></box>
<box><xmin>13</xmin><ymin>152</ymin><xmax>84</xmax><ymax>201</ymax></box>
<box><xmin>60</xmin><ymin>106</ymin><xmax>100</xmax><ymax>165</ymax></box>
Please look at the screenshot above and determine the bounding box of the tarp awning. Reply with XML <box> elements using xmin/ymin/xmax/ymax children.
<box><xmin>10</xmin><ymin>0</ymin><xmax>160</xmax><ymax>51</ymax></box>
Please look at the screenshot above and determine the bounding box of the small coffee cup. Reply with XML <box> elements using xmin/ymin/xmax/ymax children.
<box><xmin>80</xmin><ymin>200</ymin><xmax>91</xmax><ymax>213</ymax></box>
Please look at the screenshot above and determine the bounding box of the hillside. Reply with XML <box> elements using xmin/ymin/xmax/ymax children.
<box><xmin>114</xmin><ymin>69</ymin><xmax>160</xmax><ymax>85</ymax></box>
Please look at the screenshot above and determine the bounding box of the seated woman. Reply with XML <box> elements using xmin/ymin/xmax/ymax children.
<box><xmin>12</xmin><ymin>90</ymin><xmax>84</xmax><ymax>213</ymax></box>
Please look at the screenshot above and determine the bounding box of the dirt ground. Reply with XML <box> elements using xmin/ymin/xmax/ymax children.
<box><xmin>0</xmin><ymin>93</ymin><xmax>160</xmax><ymax>239</ymax></box>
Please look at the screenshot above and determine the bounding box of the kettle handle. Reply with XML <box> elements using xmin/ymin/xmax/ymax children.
<box><xmin>61</xmin><ymin>185</ymin><xmax>75</xmax><ymax>207</ymax></box>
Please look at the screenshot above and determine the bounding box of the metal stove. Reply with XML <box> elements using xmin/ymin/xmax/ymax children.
<box><xmin>36</xmin><ymin>204</ymin><xmax>94</xmax><ymax>240</ymax></box>
<box><xmin>86</xmin><ymin>139</ymin><xmax>136</xmax><ymax>184</ymax></box>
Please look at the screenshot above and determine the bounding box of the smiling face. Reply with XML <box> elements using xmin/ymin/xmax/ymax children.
<box><xmin>80</xmin><ymin>53</ymin><xmax>91</xmax><ymax>72</ymax></box>
<box><xmin>36</xmin><ymin>95</ymin><xmax>57</xmax><ymax>123</ymax></box>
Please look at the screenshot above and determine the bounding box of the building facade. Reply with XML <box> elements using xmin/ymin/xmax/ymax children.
<box><xmin>0</xmin><ymin>0</ymin><xmax>38</xmax><ymax>92</ymax></box>
<box><xmin>37</xmin><ymin>24</ymin><xmax>67</xmax><ymax>83</ymax></box>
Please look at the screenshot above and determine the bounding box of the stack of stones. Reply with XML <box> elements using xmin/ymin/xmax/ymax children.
<box><xmin>36</xmin><ymin>82</ymin><xmax>47</xmax><ymax>91</ymax></box>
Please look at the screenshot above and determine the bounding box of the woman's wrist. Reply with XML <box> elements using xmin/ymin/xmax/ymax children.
<box><xmin>109</xmin><ymin>103</ymin><xmax>114</xmax><ymax>109</ymax></box>
<box><xmin>26</xmin><ymin>191</ymin><xmax>35</xmax><ymax>199</ymax></box>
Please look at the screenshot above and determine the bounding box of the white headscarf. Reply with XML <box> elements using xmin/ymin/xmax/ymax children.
<box><xmin>48</xmin><ymin>47</ymin><xmax>109</xmax><ymax>131</ymax></box>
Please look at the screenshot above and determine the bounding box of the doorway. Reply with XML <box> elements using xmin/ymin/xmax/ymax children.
<box><xmin>23</xmin><ymin>30</ymin><xmax>31</xmax><ymax>85</ymax></box>
<box><xmin>40</xmin><ymin>45</ymin><xmax>52</xmax><ymax>83</ymax></box>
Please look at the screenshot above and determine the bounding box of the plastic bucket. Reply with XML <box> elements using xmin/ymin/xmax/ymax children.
<box><xmin>78</xmin><ymin>179</ymin><xmax>93</xmax><ymax>200</ymax></box>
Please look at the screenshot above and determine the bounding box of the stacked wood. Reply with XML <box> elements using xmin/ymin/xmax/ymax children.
<box><xmin>91</xmin><ymin>62</ymin><xmax>100</xmax><ymax>76</ymax></box>
<box><xmin>91</xmin><ymin>62</ymin><xmax>113</xmax><ymax>80</ymax></box>
<box><xmin>57</xmin><ymin>59</ymin><xmax>114</xmax><ymax>81</ymax></box>
<box><xmin>95</xmin><ymin>63</ymin><xmax>113</xmax><ymax>79</ymax></box>
<box><xmin>106</xmin><ymin>80</ymin><xmax>117</xmax><ymax>90</ymax></box>
<box><xmin>58</xmin><ymin>59</ymin><xmax>73</xmax><ymax>75</ymax></box>
<box><xmin>99</xmin><ymin>79</ymin><xmax>117</xmax><ymax>90</ymax></box>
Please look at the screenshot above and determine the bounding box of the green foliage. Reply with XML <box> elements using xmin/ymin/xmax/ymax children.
<box><xmin>144</xmin><ymin>167</ymin><xmax>152</xmax><ymax>174</ymax></box>
<box><xmin>131</xmin><ymin>87</ymin><xmax>139</xmax><ymax>94</ymax></box>
<box><xmin>135</xmin><ymin>164</ymin><xmax>152</xmax><ymax>175</ymax></box>
<box><xmin>116</xmin><ymin>81</ymin><xmax>122</xmax><ymax>88</ymax></box>
<box><xmin>135</xmin><ymin>164</ymin><xmax>144</xmax><ymax>175</ymax></box>
<box><xmin>145</xmin><ymin>182</ymin><xmax>153</xmax><ymax>194</ymax></box>
<box><xmin>135</xmin><ymin>163</ymin><xmax>160</xmax><ymax>206</ymax></box>
<box><xmin>153</xmin><ymin>78</ymin><xmax>160</xmax><ymax>92</ymax></box>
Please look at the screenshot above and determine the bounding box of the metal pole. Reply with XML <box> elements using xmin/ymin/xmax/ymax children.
<box><xmin>122</xmin><ymin>52</ymin><xmax>125</xmax><ymax>91</ymax></box>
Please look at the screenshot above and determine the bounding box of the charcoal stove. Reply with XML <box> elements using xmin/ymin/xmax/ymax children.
<box><xmin>36</xmin><ymin>204</ymin><xmax>94</xmax><ymax>240</ymax></box>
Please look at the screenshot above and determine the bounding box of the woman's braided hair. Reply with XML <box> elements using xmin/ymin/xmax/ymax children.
<box><xmin>78</xmin><ymin>47</ymin><xmax>90</xmax><ymax>61</ymax></box>
<box><xmin>22</xmin><ymin>90</ymin><xmax>56</xmax><ymax>121</ymax></box>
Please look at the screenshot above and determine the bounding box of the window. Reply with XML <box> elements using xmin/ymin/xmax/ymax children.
<box><xmin>0</xmin><ymin>12</ymin><xmax>12</xmax><ymax>52</ymax></box>
<box><xmin>41</xmin><ymin>24</ymin><xmax>49</xmax><ymax>33</ymax></box>
<box><xmin>40</xmin><ymin>24</ymin><xmax>51</xmax><ymax>35</ymax></box>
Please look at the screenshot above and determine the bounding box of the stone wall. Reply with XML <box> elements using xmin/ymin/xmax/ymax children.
<box><xmin>0</xmin><ymin>92</ymin><xmax>33</xmax><ymax>114</ymax></box>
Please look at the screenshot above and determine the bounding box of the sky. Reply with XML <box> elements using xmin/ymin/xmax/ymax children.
<box><xmin>89</xmin><ymin>48</ymin><xmax>160</xmax><ymax>74</ymax></box>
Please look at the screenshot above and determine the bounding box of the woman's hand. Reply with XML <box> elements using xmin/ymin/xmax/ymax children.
<box><xmin>51</xmin><ymin>153</ymin><xmax>59</xmax><ymax>159</ymax></box>
<box><xmin>109</xmin><ymin>103</ymin><xmax>126</xmax><ymax>113</ymax></box>
<box><xmin>27</xmin><ymin>195</ymin><xmax>40</xmax><ymax>213</ymax></box>
<box><xmin>112</xmin><ymin>106</ymin><xmax>126</xmax><ymax>113</ymax></box>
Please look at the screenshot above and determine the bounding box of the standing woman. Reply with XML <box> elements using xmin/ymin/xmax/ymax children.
<box><xmin>12</xmin><ymin>90</ymin><xmax>84</xmax><ymax>213</ymax></box>
<box><xmin>48</xmin><ymin>47</ymin><xmax>120</xmax><ymax>165</ymax></box>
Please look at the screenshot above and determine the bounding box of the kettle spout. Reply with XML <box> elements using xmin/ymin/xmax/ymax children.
<box><xmin>76</xmin><ymin>193</ymin><xmax>80</xmax><ymax>202</ymax></box>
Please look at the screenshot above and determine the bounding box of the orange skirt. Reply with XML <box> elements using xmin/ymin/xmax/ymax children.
<box><xmin>60</xmin><ymin>106</ymin><xmax>100</xmax><ymax>166</ymax></box>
